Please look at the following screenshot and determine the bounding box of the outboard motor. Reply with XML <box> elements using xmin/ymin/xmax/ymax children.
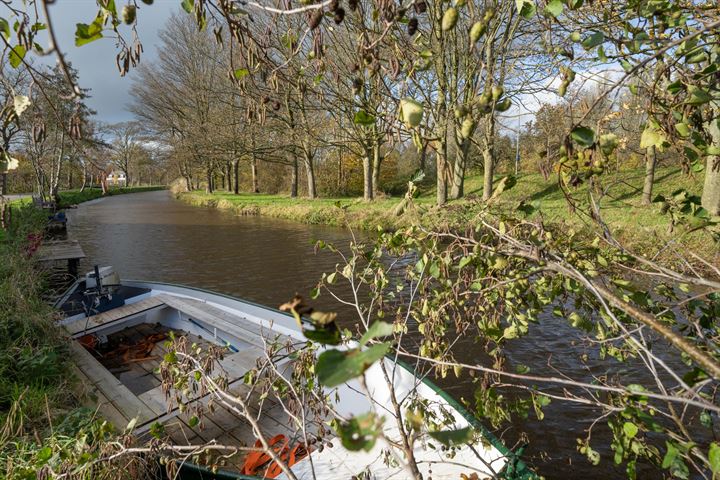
<box><xmin>82</xmin><ymin>265</ymin><xmax>124</xmax><ymax>316</ymax></box>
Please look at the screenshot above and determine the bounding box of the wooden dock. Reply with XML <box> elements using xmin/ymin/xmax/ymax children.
<box><xmin>36</xmin><ymin>240</ymin><xmax>86</xmax><ymax>277</ymax></box>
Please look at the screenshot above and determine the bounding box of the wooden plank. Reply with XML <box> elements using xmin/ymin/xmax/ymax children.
<box><xmin>71</xmin><ymin>364</ymin><xmax>129</xmax><ymax>429</ymax></box>
<box><xmin>36</xmin><ymin>240</ymin><xmax>85</xmax><ymax>261</ymax></box>
<box><xmin>64</xmin><ymin>296</ymin><xmax>166</xmax><ymax>336</ymax></box>
<box><xmin>70</xmin><ymin>342</ymin><xmax>158</xmax><ymax>425</ymax></box>
<box><xmin>137</xmin><ymin>348</ymin><xmax>261</xmax><ymax>418</ymax></box>
<box><xmin>216</xmin><ymin>348</ymin><xmax>262</xmax><ymax>380</ymax></box>
<box><xmin>158</xmin><ymin>295</ymin><xmax>294</xmax><ymax>348</ymax></box>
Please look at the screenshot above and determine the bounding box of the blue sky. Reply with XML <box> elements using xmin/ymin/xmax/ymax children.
<box><xmin>36</xmin><ymin>1</ymin><xmax>178</xmax><ymax>123</ymax></box>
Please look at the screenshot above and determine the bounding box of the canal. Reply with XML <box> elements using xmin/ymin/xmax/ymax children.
<box><xmin>67</xmin><ymin>190</ymin><xmax>660</xmax><ymax>479</ymax></box>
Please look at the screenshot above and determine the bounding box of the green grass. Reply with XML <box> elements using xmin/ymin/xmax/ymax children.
<box><xmin>179</xmin><ymin>167</ymin><xmax>718</xmax><ymax>261</ymax></box>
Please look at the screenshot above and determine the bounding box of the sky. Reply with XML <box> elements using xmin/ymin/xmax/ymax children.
<box><xmin>34</xmin><ymin>1</ymin><xmax>179</xmax><ymax>124</ymax></box>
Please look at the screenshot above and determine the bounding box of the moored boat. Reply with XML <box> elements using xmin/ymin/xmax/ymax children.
<box><xmin>56</xmin><ymin>267</ymin><xmax>535</xmax><ymax>479</ymax></box>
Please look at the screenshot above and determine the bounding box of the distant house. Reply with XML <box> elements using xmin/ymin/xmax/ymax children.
<box><xmin>107</xmin><ymin>170</ymin><xmax>127</xmax><ymax>186</ymax></box>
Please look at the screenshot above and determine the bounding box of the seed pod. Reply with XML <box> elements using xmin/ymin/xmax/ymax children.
<box><xmin>407</xmin><ymin>17</ymin><xmax>418</xmax><ymax>36</ymax></box>
<box><xmin>569</xmin><ymin>31</ymin><xmax>581</xmax><ymax>42</ymax></box>
<box><xmin>454</xmin><ymin>0</ymin><xmax>466</xmax><ymax>7</ymax></box>
<box><xmin>309</xmin><ymin>9</ymin><xmax>324</xmax><ymax>29</ymax></box>
<box><xmin>441</xmin><ymin>8</ymin><xmax>458</xmax><ymax>31</ymax></box>
<box><xmin>454</xmin><ymin>105</ymin><xmax>467</xmax><ymax>118</ymax></box>
<box><xmin>469</xmin><ymin>21</ymin><xmax>486</xmax><ymax>44</ymax></box>
<box><xmin>491</xmin><ymin>85</ymin><xmax>504</xmax><ymax>100</ymax></box>
<box><xmin>141</xmin><ymin>0</ymin><xmax>153</xmax><ymax>4</ymax></box>
<box><xmin>460</xmin><ymin>118</ymin><xmax>475</xmax><ymax>138</ymax></box>
<box><xmin>414</xmin><ymin>0</ymin><xmax>427</xmax><ymax>14</ymax></box>
<box><xmin>483</xmin><ymin>7</ymin><xmax>495</xmax><ymax>22</ymax></box>
<box><xmin>476</xmin><ymin>92</ymin><xmax>491</xmax><ymax>108</ymax></box>
<box><xmin>334</xmin><ymin>7</ymin><xmax>345</xmax><ymax>23</ymax></box>
<box><xmin>122</xmin><ymin>5</ymin><xmax>136</xmax><ymax>24</ymax></box>
<box><xmin>494</xmin><ymin>98</ymin><xmax>511</xmax><ymax>112</ymax></box>
<box><xmin>348</xmin><ymin>0</ymin><xmax>358</xmax><ymax>11</ymax></box>
<box><xmin>329</xmin><ymin>0</ymin><xmax>339</xmax><ymax>12</ymax></box>
<box><xmin>558</xmin><ymin>79</ymin><xmax>569</xmax><ymax>97</ymax></box>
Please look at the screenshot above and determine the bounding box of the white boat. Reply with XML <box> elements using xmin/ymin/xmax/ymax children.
<box><xmin>56</xmin><ymin>267</ymin><xmax>534</xmax><ymax>480</ymax></box>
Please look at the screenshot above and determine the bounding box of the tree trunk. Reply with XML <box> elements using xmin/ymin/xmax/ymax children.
<box><xmin>450</xmin><ymin>155</ymin><xmax>465</xmax><ymax>200</ymax></box>
<box><xmin>80</xmin><ymin>164</ymin><xmax>87</xmax><ymax>192</ymax></box>
<box><xmin>641</xmin><ymin>146</ymin><xmax>656</xmax><ymax>205</ymax></box>
<box><xmin>482</xmin><ymin>117</ymin><xmax>496</xmax><ymax>202</ymax></box>
<box><xmin>337</xmin><ymin>148</ymin><xmax>343</xmax><ymax>195</ymax></box>
<box><xmin>362</xmin><ymin>149</ymin><xmax>373</xmax><ymax>201</ymax></box>
<box><xmin>450</xmin><ymin>130</ymin><xmax>473</xmax><ymax>200</ymax></box>
<box><xmin>251</xmin><ymin>154</ymin><xmax>259</xmax><ymax>193</ymax></box>
<box><xmin>206</xmin><ymin>166</ymin><xmax>213</xmax><ymax>194</ymax></box>
<box><xmin>436</xmin><ymin>148</ymin><xmax>448</xmax><ymax>206</ymax></box>
<box><xmin>371</xmin><ymin>142</ymin><xmax>382</xmax><ymax>197</ymax></box>
<box><xmin>233</xmin><ymin>159</ymin><xmax>240</xmax><ymax>194</ymax></box>
<box><xmin>304</xmin><ymin>149</ymin><xmax>316</xmax><ymax>199</ymax></box>
<box><xmin>290</xmin><ymin>157</ymin><xmax>298</xmax><ymax>198</ymax></box>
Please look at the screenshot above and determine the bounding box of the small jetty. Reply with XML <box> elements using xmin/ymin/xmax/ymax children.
<box><xmin>36</xmin><ymin>239</ymin><xmax>86</xmax><ymax>277</ymax></box>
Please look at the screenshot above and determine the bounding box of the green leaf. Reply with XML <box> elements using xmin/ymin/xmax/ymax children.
<box><xmin>8</xmin><ymin>45</ymin><xmax>25</xmax><ymax>68</ymax></box>
<box><xmin>149</xmin><ymin>421</ymin><xmax>165</xmax><ymax>439</ymax></box>
<box><xmin>0</xmin><ymin>18</ymin><xmax>9</xmax><ymax>39</ymax></box>
<box><xmin>316</xmin><ymin>343</ymin><xmax>390</xmax><ymax>387</ymax></box>
<box><xmin>570</xmin><ymin>126</ymin><xmax>595</xmax><ymax>148</ymax></box>
<box><xmin>623</xmin><ymin>422</ymin><xmax>638</xmax><ymax>439</ymax></box>
<box><xmin>75</xmin><ymin>16</ymin><xmax>104</xmax><ymax>47</ymax></box>
<box><xmin>515</xmin><ymin>0</ymin><xmax>537</xmax><ymax>20</ymax></box>
<box><xmin>709</xmin><ymin>442</ymin><xmax>720</xmax><ymax>476</ymax></box>
<box><xmin>233</xmin><ymin>68</ymin><xmax>249</xmax><ymax>79</ymax></box>
<box><xmin>674</xmin><ymin>122</ymin><xmax>691</xmax><ymax>138</ymax></box>
<box><xmin>515</xmin><ymin>0</ymin><xmax>536</xmax><ymax>19</ymax></box>
<box><xmin>686</xmin><ymin>85</ymin><xmax>712</xmax><ymax>105</ymax></box>
<box><xmin>188</xmin><ymin>415</ymin><xmax>200</xmax><ymax>428</ymax></box>
<box><xmin>566</xmin><ymin>0</ymin><xmax>583</xmax><ymax>9</ymax></box>
<box><xmin>359</xmin><ymin>321</ymin><xmax>394</xmax><ymax>346</ymax></box>
<box><xmin>458</xmin><ymin>256</ymin><xmax>473</xmax><ymax>269</ymax></box>
<box><xmin>640</xmin><ymin>126</ymin><xmax>667</xmax><ymax>149</ymax></box>
<box><xmin>36</xmin><ymin>446</ymin><xmax>52</xmax><ymax>463</ymax></box>
<box><xmin>400</xmin><ymin>98</ymin><xmax>423</xmax><ymax>127</ymax></box>
<box><xmin>304</xmin><ymin>327</ymin><xmax>341</xmax><ymax>345</ymax></box>
<box><xmin>354</xmin><ymin>110</ymin><xmax>376</xmax><ymax>126</ymax></box>
<box><xmin>582</xmin><ymin>31</ymin><xmax>604</xmax><ymax>50</ymax></box>
<box><xmin>428</xmin><ymin>427</ymin><xmax>474</xmax><ymax>446</ymax></box>
<box><xmin>662</xmin><ymin>441</ymin><xmax>679</xmax><ymax>469</ymax></box>
<box><xmin>336</xmin><ymin>412</ymin><xmax>382</xmax><ymax>451</ymax></box>
<box><xmin>181</xmin><ymin>0</ymin><xmax>194</xmax><ymax>13</ymax></box>
<box><xmin>544</xmin><ymin>0</ymin><xmax>564</xmax><ymax>17</ymax></box>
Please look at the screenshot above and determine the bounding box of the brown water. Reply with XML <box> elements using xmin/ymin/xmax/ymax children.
<box><xmin>66</xmin><ymin>190</ymin><xmax>659</xmax><ymax>479</ymax></box>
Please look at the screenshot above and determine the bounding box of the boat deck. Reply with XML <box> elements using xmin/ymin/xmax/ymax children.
<box><xmin>68</xmin><ymin>291</ymin><xmax>313</xmax><ymax>474</ymax></box>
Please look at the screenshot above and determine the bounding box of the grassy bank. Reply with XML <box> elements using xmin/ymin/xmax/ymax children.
<box><xmin>179</xmin><ymin>167</ymin><xmax>717</xmax><ymax>258</ymax></box>
<box><xmin>58</xmin><ymin>185</ymin><xmax>167</xmax><ymax>207</ymax></box>
<box><xmin>0</xmin><ymin>206</ymin><xmax>95</xmax><ymax>476</ymax></box>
